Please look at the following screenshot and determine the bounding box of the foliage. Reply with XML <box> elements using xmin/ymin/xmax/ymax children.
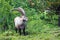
<box><xmin>0</xmin><ymin>0</ymin><xmax>60</xmax><ymax>40</ymax></box>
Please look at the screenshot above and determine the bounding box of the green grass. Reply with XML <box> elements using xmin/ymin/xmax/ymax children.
<box><xmin>0</xmin><ymin>0</ymin><xmax>60</xmax><ymax>40</ymax></box>
<box><xmin>0</xmin><ymin>19</ymin><xmax>60</xmax><ymax>40</ymax></box>
<box><xmin>0</xmin><ymin>28</ymin><xmax>60</xmax><ymax>40</ymax></box>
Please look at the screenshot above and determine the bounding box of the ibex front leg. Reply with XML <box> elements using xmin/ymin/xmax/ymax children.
<box><xmin>23</xmin><ymin>27</ymin><xmax>25</xmax><ymax>35</ymax></box>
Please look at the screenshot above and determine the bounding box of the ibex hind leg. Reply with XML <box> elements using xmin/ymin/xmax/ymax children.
<box><xmin>15</xmin><ymin>27</ymin><xmax>18</xmax><ymax>33</ymax></box>
<box><xmin>19</xmin><ymin>28</ymin><xmax>21</xmax><ymax>35</ymax></box>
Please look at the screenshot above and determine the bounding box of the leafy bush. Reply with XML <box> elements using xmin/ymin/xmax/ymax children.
<box><xmin>0</xmin><ymin>0</ymin><xmax>59</xmax><ymax>40</ymax></box>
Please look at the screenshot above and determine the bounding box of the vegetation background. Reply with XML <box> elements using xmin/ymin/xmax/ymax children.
<box><xmin>0</xmin><ymin>0</ymin><xmax>60</xmax><ymax>40</ymax></box>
